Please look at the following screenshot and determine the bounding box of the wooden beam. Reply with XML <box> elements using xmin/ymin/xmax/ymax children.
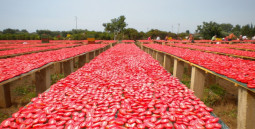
<box><xmin>89</xmin><ymin>51</ymin><xmax>94</xmax><ymax>61</ymax></box>
<box><xmin>86</xmin><ymin>53</ymin><xmax>89</xmax><ymax>63</ymax></box>
<box><xmin>0</xmin><ymin>84</ymin><xmax>11</xmax><ymax>108</ymax></box>
<box><xmin>35</xmin><ymin>65</ymin><xmax>52</xmax><ymax>94</ymax></box>
<box><xmin>78</xmin><ymin>54</ymin><xmax>86</xmax><ymax>68</ymax></box>
<box><xmin>156</xmin><ymin>52</ymin><xmax>164</xmax><ymax>66</ymax></box>
<box><xmin>190</xmin><ymin>66</ymin><xmax>206</xmax><ymax>99</ymax></box>
<box><xmin>173</xmin><ymin>59</ymin><xmax>184</xmax><ymax>80</ymax></box>
<box><xmin>63</xmin><ymin>59</ymin><xmax>74</xmax><ymax>77</ymax></box>
<box><xmin>164</xmin><ymin>54</ymin><xmax>172</xmax><ymax>73</ymax></box>
<box><xmin>237</xmin><ymin>87</ymin><xmax>255</xmax><ymax>129</ymax></box>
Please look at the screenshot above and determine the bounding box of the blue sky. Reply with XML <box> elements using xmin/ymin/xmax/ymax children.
<box><xmin>0</xmin><ymin>0</ymin><xmax>254</xmax><ymax>33</ymax></box>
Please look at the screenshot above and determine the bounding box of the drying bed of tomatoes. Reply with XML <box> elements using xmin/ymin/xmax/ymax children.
<box><xmin>191</xmin><ymin>43</ymin><xmax>255</xmax><ymax>51</ymax></box>
<box><xmin>0</xmin><ymin>44</ymin><xmax>78</xmax><ymax>56</ymax></box>
<box><xmin>0</xmin><ymin>44</ymin><xmax>107</xmax><ymax>83</ymax></box>
<box><xmin>1</xmin><ymin>44</ymin><xmax>221</xmax><ymax>129</ymax></box>
<box><xmin>167</xmin><ymin>43</ymin><xmax>255</xmax><ymax>58</ymax></box>
<box><xmin>144</xmin><ymin>44</ymin><xmax>255</xmax><ymax>88</ymax></box>
<box><xmin>0</xmin><ymin>43</ymin><xmax>72</xmax><ymax>50</ymax></box>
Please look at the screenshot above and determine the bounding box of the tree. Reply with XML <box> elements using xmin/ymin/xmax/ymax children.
<box><xmin>185</xmin><ymin>30</ymin><xmax>190</xmax><ymax>34</ymax></box>
<box><xmin>3</xmin><ymin>28</ymin><xmax>18</xmax><ymax>34</ymax></box>
<box><xmin>232</xmin><ymin>24</ymin><xmax>241</xmax><ymax>36</ymax></box>
<box><xmin>103</xmin><ymin>15</ymin><xmax>128</xmax><ymax>40</ymax></box>
<box><xmin>220</xmin><ymin>23</ymin><xmax>233</xmax><ymax>33</ymax></box>
<box><xmin>196</xmin><ymin>21</ymin><xmax>222</xmax><ymax>39</ymax></box>
<box><xmin>123</xmin><ymin>28</ymin><xmax>139</xmax><ymax>40</ymax></box>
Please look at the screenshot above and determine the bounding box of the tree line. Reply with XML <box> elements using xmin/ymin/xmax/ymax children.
<box><xmin>0</xmin><ymin>15</ymin><xmax>254</xmax><ymax>40</ymax></box>
<box><xmin>196</xmin><ymin>21</ymin><xmax>255</xmax><ymax>39</ymax></box>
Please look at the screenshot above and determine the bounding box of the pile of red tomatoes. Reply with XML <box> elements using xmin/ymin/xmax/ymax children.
<box><xmin>1</xmin><ymin>44</ymin><xmax>221</xmax><ymax>129</ymax></box>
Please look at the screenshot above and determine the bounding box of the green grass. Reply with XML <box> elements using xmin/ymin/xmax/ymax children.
<box><xmin>51</xmin><ymin>73</ymin><xmax>65</xmax><ymax>85</ymax></box>
<box><xmin>181</xmin><ymin>73</ymin><xmax>191</xmax><ymax>88</ymax></box>
<box><xmin>203</xmin><ymin>84</ymin><xmax>226</xmax><ymax>106</ymax></box>
<box><xmin>209</xmin><ymin>84</ymin><xmax>226</xmax><ymax>97</ymax></box>
<box><xmin>14</xmin><ymin>85</ymin><xmax>35</xmax><ymax>96</ymax></box>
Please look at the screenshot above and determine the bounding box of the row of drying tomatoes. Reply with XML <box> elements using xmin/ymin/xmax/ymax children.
<box><xmin>0</xmin><ymin>44</ymin><xmax>77</xmax><ymax>56</ymax></box>
<box><xmin>193</xmin><ymin>43</ymin><xmax>255</xmax><ymax>51</ymax></box>
<box><xmin>0</xmin><ymin>44</ymin><xmax>107</xmax><ymax>82</ymax></box>
<box><xmin>144</xmin><ymin>44</ymin><xmax>255</xmax><ymax>88</ymax></box>
<box><xmin>1</xmin><ymin>44</ymin><xmax>221</xmax><ymax>129</ymax></box>
<box><xmin>168</xmin><ymin>43</ymin><xmax>255</xmax><ymax>58</ymax></box>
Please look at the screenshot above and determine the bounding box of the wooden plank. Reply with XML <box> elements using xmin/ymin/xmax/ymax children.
<box><xmin>95</xmin><ymin>50</ymin><xmax>100</xmax><ymax>56</ymax></box>
<box><xmin>78</xmin><ymin>54</ymin><xmax>86</xmax><ymax>68</ymax></box>
<box><xmin>190</xmin><ymin>66</ymin><xmax>206</xmax><ymax>99</ymax></box>
<box><xmin>63</xmin><ymin>59</ymin><xmax>74</xmax><ymax>77</ymax></box>
<box><xmin>0</xmin><ymin>84</ymin><xmax>11</xmax><ymax>108</ymax></box>
<box><xmin>173</xmin><ymin>58</ymin><xmax>184</xmax><ymax>81</ymax></box>
<box><xmin>89</xmin><ymin>51</ymin><xmax>94</xmax><ymax>61</ymax></box>
<box><xmin>86</xmin><ymin>53</ymin><xmax>89</xmax><ymax>63</ymax></box>
<box><xmin>35</xmin><ymin>65</ymin><xmax>52</xmax><ymax>94</ymax></box>
<box><xmin>237</xmin><ymin>87</ymin><xmax>255</xmax><ymax>129</ymax></box>
<box><xmin>156</xmin><ymin>52</ymin><xmax>164</xmax><ymax>66</ymax></box>
<box><xmin>164</xmin><ymin>54</ymin><xmax>172</xmax><ymax>73</ymax></box>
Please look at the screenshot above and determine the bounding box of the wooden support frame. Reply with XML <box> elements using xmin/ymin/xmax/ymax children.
<box><xmin>237</xmin><ymin>87</ymin><xmax>255</xmax><ymax>129</ymax></box>
<box><xmin>95</xmin><ymin>50</ymin><xmax>100</xmax><ymax>56</ymax></box>
<box><xmin>78</xmin><ymin>54</ymin><xmax>86</xmax><ymax>68</ymax></box>
<box><xmin>63</xmin><ymin>59</ymin><xmax>74</xmax><ymax>77</ymax></box>
<box><xmin>190</xmin><ymin>66</ymin><xmax>206</xmax><ymax>99</ymax></box>
<box><xmin>89</xmin><ymin>51</ymin><xmax>94</xmax><ymax>61</ymax></box>
<box><xmin>163</xmin><ymin>54</ymin><xmax>172</xmax><ymax>73</ymax></box>
<box><xmin>85</xmin><ymin>53</ymin><xmax>89</xmax><ymax>63</ymax></box>
<box><xmin>35</xmin><ymin>65</ymin><xmax>52</xmax><ymax>94</ymax></box>
<box><xmin>173</xmin><ymin>58</ymin><xmax>184</xmax><ymax>80</ymax></box>
<box><xmin>156</xmin><ymin>52</ymin><xmax>164</xmax><ymax>66</ymax></box>
<box><xmin>0</xmin><ymin>84</ymin><xmax>11</xmax><ymax>108</ymax></box>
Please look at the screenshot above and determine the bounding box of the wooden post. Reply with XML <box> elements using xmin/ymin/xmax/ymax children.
<box><xmin>110</xmin><ymin>43</ymin><xmax>113</xmax><ymax>48</ymax></box>
<box><xmin>54</xmin><ymin>62</ymin><xmax>61</xmax><ymax>74</ymax></box>
<box><xmin>95</xmin><ymin>50</ymin><xmax>100</xmax><ymax>56</ymax></box>
<box><xmin>164</xmin><ymin>54</ymin><xmax>171</xmax><ymax>73</ymax></box>
<box><xmin>60</xmin><ymin>62</ymin><xmax>64</xmax><ymax>74</ymax></box>
<box><xmin>141</xmin><ymin>43</ymin><xmax>143</xmax><ymax>49</ymax></box>
<box><xmin>86</xmin><ymin>53</ymin><xmax>89</xmax><ymax>63</ymax></box>
<box><xmin>152</xmin><ymin>50</ymin><xmax>157</xmax><ymax>59</ymax></box>
<box><xmin>73</xmin><ymin>58</ymin><xmax>76</xmax><ymax>68</ymax></box>
<box><xmin>63</xmin><ymin>59</ymin><xmax>74</xmax><ymax>77</ymax></box>
<box><xmin>78</xmin><ymin>54</ymin><xmax>86</xmax><ymax>68</ymax></box>
<box><xmin>89</xmin><ymin>51</ymin><xmax>94</xmax><ymax>61</ymax></box>
<box><xmin>237</xmin><ymin>87</ymin><xmax>255</xmax><ymax>129</ymax></box>
<box><xmin>35</xmin><ymin>65</ymin><xmax>52</xmax><ymax>94</ymax></box>
<box><xmin>146</xmin><ymin>48</ymin><xmax>149</xmax><ymax>53</ymax></box>
<box><xmin>190</xmin><ymin>66</ymin><xmax>206</xmax><ymax>99</ymax></box>
<box><xmin>149</xmin><ymin>48</ymin><xmax>153</xmax><ymax>56</ymax></box>
<box><xmin>173</xmin><ymin>59</ymin><xmax>184</xmax><ymax>80</ymax></box>
<box><xmin>0</xmin><ymin>84</ymin><xmax>11</xmax><ymax>108</ymax></box>
<box><xmin>156</xmin><ymin>52</ymin><xmax>164</xmax><ymax>66</ymax></box>
<box><xmin>99</xmin><ymin>48</ymin><xmax>103</xmax><ymax>53</ymax></box>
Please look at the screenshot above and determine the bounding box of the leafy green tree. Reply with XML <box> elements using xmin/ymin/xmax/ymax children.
<box><xmin>196</xmin><ymin>21</ymin><xmax>222</xmax><ymax>39</ymax></box>
<box><xmin>220</xmin><ymin>23</ymin><xmax>233</xmax><ymax>33</ymax></box>
<box><xmin>123</xmin><ymin>28</ymin><xmax>139</xmax><ymax>40</ymax></box>
<box><xmin>3</xmin><ymin>28</ymin><xmax>18</xmax><ymax>34</ymax></box>
<box><xmin>103</xmin><ymin>15</ymin><xmax>128</xmax><ymax>40</ymax></box>
<box><xmin>241</xmin><ymin>24</ymin><xmax>254</xmax><ymax>37</ymax></box>
<box><xmin>231</xmin><ymin>24</ymin><xmax>241</xmax><ymax>36</ymax></box>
